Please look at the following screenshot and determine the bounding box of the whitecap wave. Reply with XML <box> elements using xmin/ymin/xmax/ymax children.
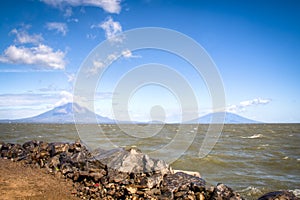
<box><xmin>237</xmin><ymin>186</ymin><xmax>262</xmax><ymax>196</ymax></box>
<box><xmin>242</xmin><ymin>134</ymin><xmax>263</xmax><ymax>139</ymax></box>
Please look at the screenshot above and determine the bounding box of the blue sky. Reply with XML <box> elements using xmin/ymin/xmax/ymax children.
<box><xmin>0</xmin><ymin>0</ymin><xmax>299</xmax><ymax>123</ymax></box>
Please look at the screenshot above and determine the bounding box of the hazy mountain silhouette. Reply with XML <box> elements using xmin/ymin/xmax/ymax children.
<box><xmin>4</xmin><ymin>103</ymin><xmax>115</xmax><ymax>124</ymax></box>
<box><xmin>189</xmin><ymin>112</ymin><xmax>260</xmax><ymax>124</ymax></box>
<box><xmin>1</xmin><ymin>105</ymin><xmax>260</xmax><ymax>124</ymax></box>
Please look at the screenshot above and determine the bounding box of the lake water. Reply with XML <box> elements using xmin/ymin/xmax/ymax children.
<box><xmin>0</xmin><ymin>123</ymin><xmax>299</xmax><ymax>199</ymax></box>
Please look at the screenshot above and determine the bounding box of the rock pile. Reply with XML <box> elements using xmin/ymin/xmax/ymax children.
<box><xmin>0</xmin><ymin>140</ymin><xmax>297</xmax><ymax>200</ymax></box>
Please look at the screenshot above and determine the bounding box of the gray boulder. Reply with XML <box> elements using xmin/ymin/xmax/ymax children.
<box><xmin>91</xmin><ymin>147</ymin><xmax>171</xmax><ymax>174</ymax></box>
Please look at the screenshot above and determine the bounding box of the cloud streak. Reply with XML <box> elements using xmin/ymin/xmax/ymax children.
<box><xmin>87</xmin><ymin>49</ymin><xmax>138</xmax><ymax>75</ymax></box>
<box><xmin>0</xmin><ymin>93</ymin><xmax>57</xmax><ymax>108</ymax></box>
<box><xmin>227</xmin><ymin>97</ymin><xmax>271</xmax><ymax>113</ymax></box>
<box><xmin>10</xmin><ymin>29</ymin><xmax>43</xmax><ymax>44</ymax></box>
<box><xmin>46</xmin><ymin>22</ymin><xmax>68</xmax><ymax>36</ymax></box>
<box><xmin>41</xmin><ymin>0</ymin><xmax>122</xmax><ymax>14</ymax></box>
<box><xmin>240</xmin><ymin>98</ymin><xmax>271</xmax><ymax>106</ymax></box>
<box><xmin>0</xmin><ymin>90</ymin><xmax>74</xmax><ymax>119</ymax></box>
<box><xmin>121</xmin><ymin>49</ymin><xmax>140</xmax><ymax>58</ymax></box>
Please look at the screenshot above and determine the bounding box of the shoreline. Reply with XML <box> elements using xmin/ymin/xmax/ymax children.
<box><xmin>0</xmin><ymin>140</ymin><xmax>298</xmax><ymax>200</ymax></box>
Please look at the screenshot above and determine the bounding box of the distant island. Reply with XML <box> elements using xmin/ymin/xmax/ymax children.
<box><xmin>0</xmin><ymin>103</ymin><xmax>260</xmax><ymax>124</ymax></box>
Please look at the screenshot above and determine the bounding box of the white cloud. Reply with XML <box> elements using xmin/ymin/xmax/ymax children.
<box><xmin>121</xmin><ymin>49</ymin><xmax>140</xmax><ymax>58</ymax></box>
<box><xmin>107</xmin><ymin>53</ymin><xmax>117</xmax><ymax>60</ymax></box>
<box><xmin>66</xmin><ymin>73</ymin><xmax>76</xmax><ymax>83</ymax></box>
<box><xmin>10</xmin><ymin>29</ymin><xmax>43</xmax><ymax>44</ymax></box>
<box><xmin>68</xmin><ymin>18</ymin><xmax>79</xmax><ymax>23</ymax></box>
<box><xmin>240</xmin><ymin>98</ymin><xmax>271</xmax><ymax>106</ymax></box>
<box><xmin>46</xmin><ymin>22</ymin><xmax>68</xmax><ymax>36</ymax></box>
<box><xmin>100</xmin><ymin>16</ymin><xmax>123</xmax><ymax>43</ymax></box>
<box><xmin>41</xmin><ymin>0</ymin><xmax>122</xmax><ymax>14</ymax></box>
<box><xmin>54</xmin><ymin>91</ymin><xmax>73</xmax><ymax>107</ymax></box>
<box><xmin>226</xmin><ymin>105</ymin><xmax>239</xmax><ymax>113</ymax></box>
<box><xmin>64</xmin><ymin>7</ymin><xmax>73</xmax><ymax>17</ymax></box>
<box><xmin>227</xmin><ymin>97</ymin><xmax>271</xmax><ymax>113</ymax></box>
<box><xmin>122</xmin><ymin>49</ymin><xmax>133</xmax><ymax>58</ymax></box>
<box><xmin>86</xmin><ymin>33</ymin><xmax>96</xmax><ymax>40</ymax></box>
<box><xmin>93</xmin><ymin>60</ymin><xmax>105</xmax><ymax>68</ymax></box>
<box><xmin>88</xmin><ymin>60</ymin><xmax>105</xmax><ymax>75</ymax></box>
<box><xmin>88</xmin><ymin>52</ymin><xmax>118</xmax><ymax>75</ymax></box>
<box><xmin>88</xmin><ymin>49</ymin><xmax>139</xmax><ymax>75</ymax></box>
<box><xmin>0</xmin><ymin>44</ymin><xmax>66</xmax><ymax>70</ymax></box>
<box><xmin>1</xmin><ymin>26</ymin><xmax>66</xmax><ymax>70</ymax></box>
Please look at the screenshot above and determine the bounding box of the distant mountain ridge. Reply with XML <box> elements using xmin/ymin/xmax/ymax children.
<box><xmin>189</xmin><ymin>112</ymin><xmax>260</xmax><ymax>124</ymax></box>
<box><xmin>0</xmin><ymin>103</ymin><xmax>260</xmax><ymax>124</ymax></box>
<box><xmin>2</xmin><ymin>103</ymin><xmax>115</xmax><ymax>124</ymax></box>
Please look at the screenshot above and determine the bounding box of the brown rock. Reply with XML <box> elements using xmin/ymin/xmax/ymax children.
<box><xmin>90</xmin><ymin>171</ymin><xmax>105</xmax><ymax>182</ymax></box>
<box><xmin>212</xmin><ymin>183</ymin><xmax>244</xmax><ymax>200</ymax></box>
<box><xmin>46</xmin><ymin>155</ymin><xmax>60</xmax><ymax>169</ymax></box>
<box><xmin>126</xmin><ymin>185</ymin><xmax>138</xmax><ymax>194</ymax></box>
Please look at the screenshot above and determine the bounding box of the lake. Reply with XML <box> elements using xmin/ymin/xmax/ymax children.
<box><xmin>0</xmin><ymin>123</ymin><xmax>299</xmax><ymax>199</ymax></box>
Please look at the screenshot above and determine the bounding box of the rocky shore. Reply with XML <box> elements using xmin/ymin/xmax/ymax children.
<box><xmin>0</xmin><ymin>140</ymin><xmax>298</xmax><ymax>200</ymax></box>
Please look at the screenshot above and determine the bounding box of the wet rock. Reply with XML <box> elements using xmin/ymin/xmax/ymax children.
<box><xmin>71</xmin><ymin>151</ymin><xmax>88</xmax><ymax>167</ymax></box>
<box><xmin>46</xmin><ymin>155</ymin><xmax>60</xmax><ymax>169</ymax></box>
<box><xmin>22</xmin><ymin>140</ymin><xmax>38</xmax><ymax>151</ymax></box>
<box><xmin>212</xmin><ymin>183</ymin><xmax>244</xmax><ymax>200</ymax></box>
<box><xmin>38</xmin><ymin>141</ymin><xmax>49</xmax><ymax>151</ymax></box>
<box><xmin>38</xmin><ymin>150</ymin><xmax>50</xmax><ymax>158</ymax></box>
<box><xmin>61</xmin><ymin>163</ymin><xmax>74</xmax><ymax>175</ymax></box>
<box><xmin>126</xmin><ymin>185</ymin><xmax>138</xmax><ymax>194</ymax></box>
<box><xmin>145</xmin><ymin>187</ymin><xmax>161</xmax><ymax>197</ymax></box>
<box><xmin>107</xmin><ymin>168</ymin><xmax>130</xmax><ymax>183</ymax></box>
<box><xmin>258</xmin><ymin>191</ymin><xmax>299</xmax><ymax>200</ymax></box>
<box><xmin>6</xmin><ymin>144</ymin><xmax>26</xmax><ymax>159</ymax></box>
<box><xmin>51</xmin><ymin>142</ymin><xmax>69</xmax><ymax>155</ymax></box>
<box><xmin>1</xmin><ymin>143</ymin><xmax>13</xmax><ymax>151</ymax></box>
<box><xmin>89</xmin><ymin>171</ymin><xmax>105</xmax><ymax>182</ymax></box>
<box><xmin>144</xmin><ymin>173</ymin><xmax>164</xmax><ymax>189</ymax></box>
<box><xmin>59</xmin><ymin>152</ymin><xmax>71</xmax><ymax>165</ymax></box>
<box><xmin>161</xmin><ymin>172</ymin><xmax>206</xmax><ymax>199</ymax></box>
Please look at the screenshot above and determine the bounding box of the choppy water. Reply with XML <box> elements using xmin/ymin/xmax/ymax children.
<box><xmin>0</xmin><ymin>123</ymin><xmax>299</xmax><ymax>199</ymax></box>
